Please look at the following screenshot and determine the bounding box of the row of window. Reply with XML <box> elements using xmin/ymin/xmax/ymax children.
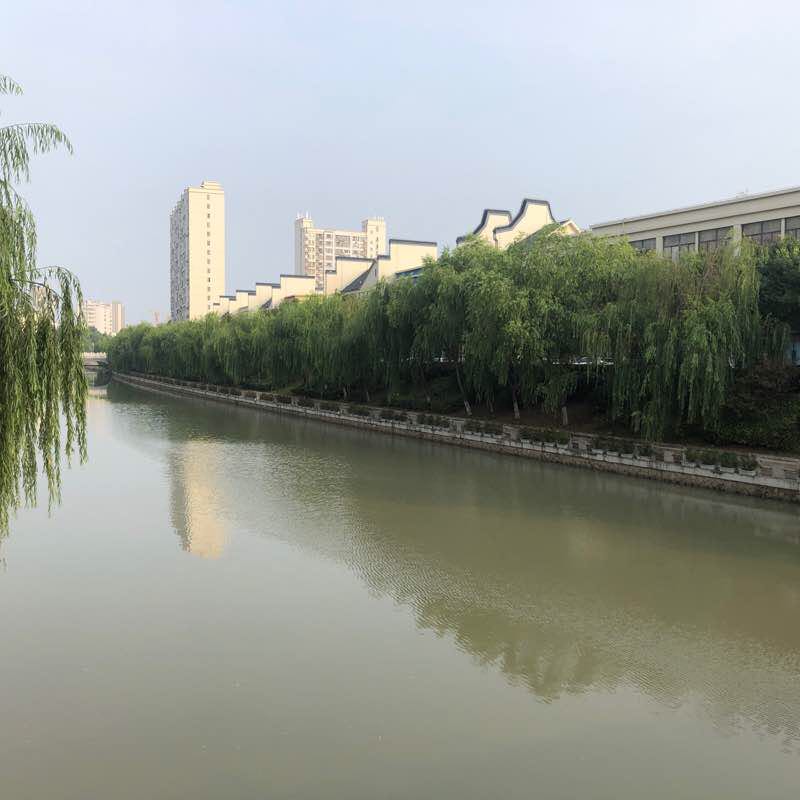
<box><xmin>631</xmin><ymin>216</ymin><xmax>800</xmax><ymax>259</ymax></box>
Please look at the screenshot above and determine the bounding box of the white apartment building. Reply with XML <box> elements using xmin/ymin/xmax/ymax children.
<box><xmin>83</xmin><ymin>299</ymin><xmax>125</xmax><ymax>335</ymax></box>
<box><xmin>170</xmin><ymin>180</ymin><xmax>225</xmax><ymax>320</ymax></box>
<box><xmin>294</xmin><ymin>214</ymin><xmax>387</xmax><ymax>291</ymax></box>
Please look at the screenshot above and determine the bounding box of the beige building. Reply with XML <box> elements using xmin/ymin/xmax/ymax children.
<box><xmin>83</xmin><ymin>299</ymin><xmax>125</xmax><ymax>335</ymax></box>
<box><xmin>294</xmin><ymin>213</ymin><xmax>387</xmax><ymax>291</ymax></box>
<box><xmin>591</xmin><ymin>186</ymin><xmax>800</xmax><ymax>258</ymax></box>
<box><xmin>170</xmin><ymin>180</ymin><xmax>225</xmax><ymax>320</ymax></box>
<box><xmin>335</xmin><ymin>239</ymin><xmax>438</xmax><ymax>294</ymax></box>
<box><xmin>458</xmin><ymin>198</ymin><xmax>580</xmax><ymax>249</ymax></box>
<box><xmin>211</xmin><ymin>195</ymin><xmax>582</xmax><ymax>315</ymax></box>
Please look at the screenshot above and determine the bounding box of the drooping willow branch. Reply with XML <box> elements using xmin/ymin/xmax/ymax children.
<box><xmin>0</xmin><ymin>75</ymin><xmax>86</xmax><ymax>535</ymax></box>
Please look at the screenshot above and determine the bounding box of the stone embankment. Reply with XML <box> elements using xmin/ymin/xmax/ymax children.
<box><xmin>115</xmin><ymin>373</ymin><xmax>800</xmax><ymax>504</ymax></box>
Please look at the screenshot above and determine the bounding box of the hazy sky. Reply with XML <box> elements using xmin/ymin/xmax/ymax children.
<box><xmin>5</xmin><ymin>0</ymin><xmax>800</xmax><ymax>322</ymax></box>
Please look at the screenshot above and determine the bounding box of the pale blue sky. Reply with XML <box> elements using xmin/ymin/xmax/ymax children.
<box><xmin>5</xmin><ymin>0</ymin><xmax>800</xmax><ymax>322</ymax></box>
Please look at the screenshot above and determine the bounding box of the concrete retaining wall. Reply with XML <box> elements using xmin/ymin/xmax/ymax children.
<box><xmin>114</xmin><ymin>373</ymin><xmax>800</xmax><ymax>505</ymax></box>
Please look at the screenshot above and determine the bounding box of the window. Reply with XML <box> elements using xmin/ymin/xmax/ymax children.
<box><xmin>785</xmin><ymin>216</ymin><xmax>800</xmax><ymax>240</ymax></box>
<box><xmin>742</xmin><ymin>219</ymin><xmax>781</xmax><ymax>245</ymax></box>
<box><xmin>630</xmin><ymin>238</ymin><xmax>656</xmax><ymax>252</ymax></box>
<box><xmin>207</xmin><ymin>240</ymin><xmax>211</xmax><ymax>246</ymax></box>
<box><xmin>207</xmin><ymin>213</ymin><xmax>211</xmax><ymax>219</ymax></box>
<box><xmin>663</xmin><ymin>232</ymin><xmax>696</xmax><ymax>261</ymax></box>
<box><xmin>698</xmin><ymin>226</ymin><xmax>732</xmax><ymax>253</ymax></box>
<box><xmin>207</xmin><ymin>259</ymin><xmax>211</xmax><ymax>264</ymax></box>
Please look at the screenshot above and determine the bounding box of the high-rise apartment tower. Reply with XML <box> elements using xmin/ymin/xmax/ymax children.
<box><xmin>294</xmin><ymin>214</ymin><xmax>387</xmax><ymax>291</ymax></box>
<box><xmin>82</xmin><ymin>299</ymin><xmax>125</xmax><ymax>335</ymax></box>
<box><xmin>170</xmin><ymin>180</ymin><xmax>225</xmax><ymax>320</ymax></box>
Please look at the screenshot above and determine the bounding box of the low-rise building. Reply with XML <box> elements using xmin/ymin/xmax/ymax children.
<box><xmin>458</xmin><ymin>198</ymin><xmax>580</xmax><ymax>248</ymax></box>
<box><xmin>339</xmin><ymin>239</ymin><xmax>438</xmax><ymax>294</ymax></box>
<box><xmin>213</xmin><ymin>196</ymin><xmax>573</xmax><ymax>314</ymax></box>
<box><xmin>591</xmin><ymin>186</ymin><xmax>800</xmax><ymax>258</ymax></box>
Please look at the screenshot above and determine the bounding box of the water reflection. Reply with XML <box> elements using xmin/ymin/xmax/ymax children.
<box><xmin>108</xmin><ymin>381</ymin><xmax>800</xmax><ymax>751</ymax></box>
<box><xmin>168</xmin><ymin>441</ymin><xmax>229</xmax><ymax>559</ymax></box>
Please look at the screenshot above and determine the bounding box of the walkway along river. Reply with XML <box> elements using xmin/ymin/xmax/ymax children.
<box><xmin>1</xmin><ymin>380</ymin><xmax>799</xmax><ymax>799</ymax></box>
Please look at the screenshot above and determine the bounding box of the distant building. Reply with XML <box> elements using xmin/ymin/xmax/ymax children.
<box><xmin>83</xmin><ymin>299</ymin><xmax>125</xmax><ymax>335</ymax></box>
<box><xmin>170</xmin><ymin>180</ymin><xmax>225</xmax><ymax>320</ymax></box>
<box><xmin>213</xmin><ymin>196</ymin><xmax>583</xmax><ymax>315</ymax></box>
<box><xmin>591</xmin><ymin>185</ymin><xmax>800</xmax><ymax>259</ymax></box>
<box><xmin>338</xmin><ymin>239</ymin><xmax>438</xmax><ymax>294</ymax></box>
<box><xmin>294</xmin><ymin>213</ymin><xmax>387</xmax><ymax>291</ymax></box>
<box><xmin>458</xmin><ymin>199</ymin><xmax>580</xmax><ymax>249</ymax></box>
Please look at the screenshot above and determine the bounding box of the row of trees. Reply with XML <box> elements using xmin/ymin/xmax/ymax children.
<box><xmin>82</xmin><ymin>325</ymin><xmax>112</xmax><ymax>354</ymax></box>
<box><xmin>1</xmin><ymin>75</ymin><xmax>86</xmax><ymax>532</ymax></box>
<box><xmin>110</xmin><ymin>232</ymin><xmax>787</xmax><ymax>442</ymax></box>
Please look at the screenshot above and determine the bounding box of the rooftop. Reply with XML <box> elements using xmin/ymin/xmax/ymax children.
<box><xmin>592</xmin><ymin>185</ymin><xmax>800</xmax><ymax>228</ymax></box>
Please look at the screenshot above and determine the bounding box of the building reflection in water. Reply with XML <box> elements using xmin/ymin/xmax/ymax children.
<box><xmin>168</xmin><ymin>440</ymin><xmax>228</xmax><ymax>559</ymax></box>
<box><xmin>107</xmin><ymin>381</ymin><xmax>800</xmax><ymax>750</ymax></box>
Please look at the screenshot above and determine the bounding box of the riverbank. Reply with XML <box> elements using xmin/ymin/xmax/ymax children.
<box><xmin>114</xmin><ymin>372</ymin><xmax>800</xmax><ymax>504</ymax></box>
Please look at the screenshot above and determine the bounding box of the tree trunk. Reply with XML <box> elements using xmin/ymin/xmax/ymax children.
<box><xmin>417</xmin><ymin>365</ymin><xmax>431</xmax><ymax>409</ymax></box>
<box><xmin>454</xmin><ymin>363</ymin><xmax>472</xmax><ymax>416</ymax></box>
<box><xmin>512</xmin><ymin>386</ymin><xmax>521</xmax><ymax>420</ymax></box>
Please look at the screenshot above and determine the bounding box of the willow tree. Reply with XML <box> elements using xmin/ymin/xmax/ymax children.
<box><xmin>581</xmin><ymin>243</ymin><xmax>762</xmax><ymax>439</ymax></box>
<box><xmin>0</xmin><ymin>75</ymin><xmax>86</xmax><ymax>533</ymax></box>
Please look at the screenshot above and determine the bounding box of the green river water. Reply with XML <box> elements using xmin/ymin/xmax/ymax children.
<box><xmin>1</xmin><ymin>381</ymin><xmax>799</xmax><ymax>799</ymax></box>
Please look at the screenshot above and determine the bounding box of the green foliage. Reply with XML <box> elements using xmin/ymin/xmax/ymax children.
<box><xmin>684</xmin><ymin>447</ymin><xmax>738</xmax><ymax>467</ymax></box>
<box><xmin>739</xmin><ymin>456</ymin><xmax>758</xmax><ymax>472</ymax></box>
<box><xmin>0</xmin><ymin>75</ymin><xmax>86</xmax><ymax>533</ymax></box>
<box><xmin>713</xmin><ymin>363</ymin><xmax>800</xmax><ymax>451</ymax></box>
<box><xmin>462</xmin><ymin>419</ymin><xmax>502</xmax><ymax>435</ymax></box>
<box><xmin>684</xmin><ymin>449</ymin><xmax>701</xmax><ymax>465</ymax></box>
<box><xmin>82</xmin><ymin>325</ymin><xmax>112</xmax><ymax>353</ymax></box>
<box><xmin>698</xmin><ymin>450</ymin><xmax>720</xmax><ymax>466</ymax></box>
<box><xmin>518</xmin><ymin>426</ymin><xmax>569</xmax><ymax>444</ymax></box>
<box><xmin>109</xmin><ymin>232</ymin><xmax>773</xmax><ymax>448</ymax></box>
<box><xmin>757</xmin><ymin>237</ymin><xmax>800</xmax><ymax>330</ymax></box>
<box><xmin>417</xmin><ymin>413</ymin><xmax>449</xmax><ymax>429</ymax></box>
<box><xmin>595</xmin><ymin>437</ymin><xmax>617</xmax><ymax>452</ymax></box>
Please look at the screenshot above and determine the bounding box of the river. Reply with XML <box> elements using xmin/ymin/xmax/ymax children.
<box><xmin>1</xmin><ymin>381</ymin><xmax>799</xmax><ymax>799</ymax></box>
